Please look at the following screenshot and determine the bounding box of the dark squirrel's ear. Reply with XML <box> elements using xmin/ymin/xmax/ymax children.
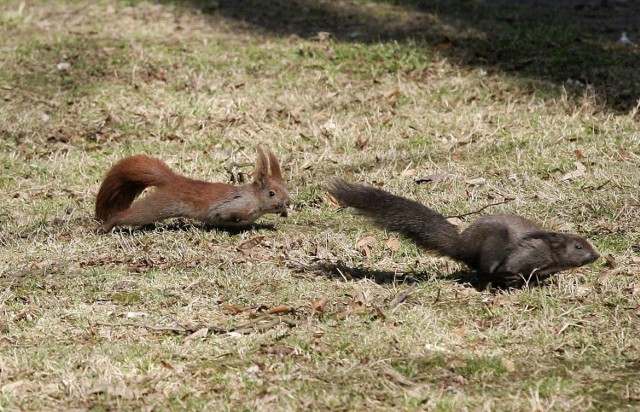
<box><xmin>267</xmin><ymin>149</ymin><xmax>283</xmax><ymax>179</ymax></box>
<box><xmin>253</xmin><ymin>146</ymin><xmax>269</xmax><ymax>183</ymax></box>
<box><xmin>544</xmin><ymin>232</ymin><xmax>566</xmax><ymax>248</ymax></box>
<box><xmin>522</xmin><ymin>231</ymin><xmax>565</xmax><ymax>247</ymax></box>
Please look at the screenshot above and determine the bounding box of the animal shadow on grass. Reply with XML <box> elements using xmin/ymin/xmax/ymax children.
<box><xmin>98</xmin><ymin>219</ymin><xmax>278</xmax><ymax>235</ymax></box>
<box><xmin>302</xmin><ymin>261</ymin><xmax>550</xmax><ymax>291</ymax></box>
<box><xmin>304</xmin><ymin>260</ymin><xmax>432</xmax><ymax>285</ymax></box>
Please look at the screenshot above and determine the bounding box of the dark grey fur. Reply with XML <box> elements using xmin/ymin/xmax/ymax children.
<box><xmin>328</xmin><ymin>180</ymin><xmax>599</xmax><ymax>284</ymax></box>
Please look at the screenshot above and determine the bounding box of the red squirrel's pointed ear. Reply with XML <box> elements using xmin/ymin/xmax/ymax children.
<box><xmin>267</xmin><ymin>149</ymin><xmax>283</xmax><ymax>179</ymax></box>
<box><xmin>253</xmin><ymin>146</ymin><xmax>269</xmax><ymax>182</ymax></box>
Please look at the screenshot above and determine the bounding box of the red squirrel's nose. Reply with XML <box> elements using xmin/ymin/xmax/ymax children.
<box><xmin>280</xmin><ymin>199</ymin><xmax>291</xmax><ymax>217</ymax></box>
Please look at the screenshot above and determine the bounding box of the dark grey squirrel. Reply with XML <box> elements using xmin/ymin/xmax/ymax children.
<box><xmin>328</xmin><ymin>180</ymin><xmax>599</xmax><ymax>286</ymax></box>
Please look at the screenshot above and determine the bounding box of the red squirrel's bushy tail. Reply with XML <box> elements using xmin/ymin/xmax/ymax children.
<box><xmin>95</xmin><ymin>155</ymin><xmax>177</xmax><ymax>222</ymax></box>
<box><xmin>327</xmin><ymin>180</ymin><xmax>463</xmax><ymax>260</ymax></box>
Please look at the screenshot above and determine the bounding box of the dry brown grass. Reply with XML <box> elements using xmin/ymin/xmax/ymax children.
<box><xmin>1</xmin><ymin>0</ymin><xmax>639</xmax><ymax>410</ymax></box>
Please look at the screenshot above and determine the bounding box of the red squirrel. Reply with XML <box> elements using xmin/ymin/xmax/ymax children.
<box><xmin>328</xmin><ymin>180</ymin><xmax>599</xmax><ymax>285</ymax></box>
<box><xmin>95</xmin><ymin>147</ymin><xmax>290</xmax><ymax>233</ymax></box>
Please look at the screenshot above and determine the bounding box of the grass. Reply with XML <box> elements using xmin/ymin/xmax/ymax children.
<box><xmin>1</xmin><ymin>0</ymin><xmax>639</xmax><ymax>410</ymax></box>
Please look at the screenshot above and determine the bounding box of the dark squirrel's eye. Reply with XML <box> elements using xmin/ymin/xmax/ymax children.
<box><xmin>575</xmin><ymin>244</ymin><xmax>583</xmax><ymax>250</ymax></box>
<box><xmin>269</xmin><ymin>190</ymin><xmax>276</xmax><ymax>197</ymax></box>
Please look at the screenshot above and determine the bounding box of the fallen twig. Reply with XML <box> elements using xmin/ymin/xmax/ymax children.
<box><xmin>447</xmin><ymin>198</ymin><xmax>513</xmax><ymax>220</ymax></box>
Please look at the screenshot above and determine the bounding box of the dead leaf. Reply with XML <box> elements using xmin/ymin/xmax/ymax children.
<box><xmin>152</xmin><ymin>68</ymin><xmax>167</xmax><ymax>81</ymax></box>
<box><xmin>467</xmin><ymin>340</ymin><xmax>485</xmax><ymax>350</ymax></box>
<box><xmin>576</xmin><ymin>282</ymin><xmax>595</xmax><ymax>298</ymax></box>
<box><xmin>222</xmin><ymin>304</ymin><xmax>244</xmax><ymax>314</ymax></box>
<box><xmin>385</xmin><ymin>236</ymin><xmax>400</xmax><ymax>251</ymax></box>
<box><xmin>267</xmin><ymin>305</ymin><xmax>291</xmax><ymax>315</ymax></box>
<box><xmin>501</xmin><ymin>358</ymin><xmax>515</xmax><ymax>373</ymax></box>
<box><xmin>604</xmin><ymin>253</ymin><xmax>617</xmax><ymax>269</ymax></box>
<box><xmin>327</xmin><ymin>193</ymin><xmax>341</xmax><ymax>206</ymax></box>
<box><xmin>348</xmin><ymin>284</ymin><xmax>367</xmax><ymax>313</ymax></box>
<box><xmin>185</xmin><ymin>327</ymin><xmax>209</xmax><ymax>341</ymax></box>
<box><xmin>574</xmin><ymin>149</ymin><xmax>584</xmax><ymax>159</ymax></box>
<box><xmin>162</xmin><ymin>133</ymin><xmax>182</xmax><ymax>142</ymax></box>
<box><xmin>311</xmin><ymin>297</ymin><xmax>328</xmax><ymax>314</ymax></box>
<box><xmin>14</xmin><ymin>311</ymin><xmax>29</xmax><ymax>322</ymax></box>
<box><xmin>453</xmin><ymin>324</ymin><xmax>467</xmax><ymax>337</ymax></box>
<box><xmin>355</xmin><ymin>136</ymin><xmax>369</xmax><ymax>150</ymax></box>
<box><xmin>384</xmin><ymin>88</ymin><xmax>401</xmax><ymax>100</ymax></box>
<box><xmin>401</xmin><ymin>168</ymin><xmax>417</xmax><ymax>177</ymax></box>
<box><xmin>371</xmin><ymin>306</ymin><xmax>387</xmax><ymax>321</ymax></box>
<box><xmin>237</xmin><ymin>236</ymin><xmax>265</xmax><ymax>254</ymax></box>
<box><xmin>356</xmin><ymin>235</ymin><xmax>377</xmax><ymax>248</ymax></box>
<box><xmin>353</xmin><ymin>285</ymin><xmax>367</xmax><ymax>303</ymax></box>
<box><xmin>287</xmin><ymin>107</ymin><xmax>302</xmax><ymax>122</ymax></box>
<box><xmin>561</xmin><ymin>162</ymin><xmax>586</xmax><ymax>181</ymax></box>
<box><xmin>356</xmin><ymin>235</ymin><xmax>375</xmax><ymax>260</ymax></box>
<box><xmin>160</xmin><ymin>360</ymin><xmax>174</xmax><ymax>370</ymax></box>
<box><xmin>335</xmin><ymin>311</ymin><xmax>348</xmax><ymax>319</ymax></box>
<box><xmin>465</xmin><ymin>177</ymin><xmax>486</xmax><ymax>186</ymax></box>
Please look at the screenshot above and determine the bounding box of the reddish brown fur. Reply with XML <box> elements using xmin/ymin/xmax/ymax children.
<box><xmin>267</xmin><ymin>150</ymin><xmax>282</xmax><ymax>179</ymax></box>
<box><xmin>94</xmin><ymin>147</ymin><xmax>290</xmax><ymax>233</ymax></box>
<box><xmin>95</xmin><ymin>155</ymin><xmax>176</xmax><ymax>222</ymax></box>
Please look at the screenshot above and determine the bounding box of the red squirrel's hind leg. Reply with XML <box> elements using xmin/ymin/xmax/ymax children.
<box><xmin>96</xmin><ymin>192</ymin><xmax>182</xmax><ymax>233</ymax></box>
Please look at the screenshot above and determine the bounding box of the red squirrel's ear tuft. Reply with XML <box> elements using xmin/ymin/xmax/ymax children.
<box><xmin>253</xmin><ymin>146</ymin><xmax>269</xmax><ymax>183</ymax></box>
<box><xmin>267</xmin><ymin>149</ymin><xmax>283</xmax><ymax>179</ymax></box>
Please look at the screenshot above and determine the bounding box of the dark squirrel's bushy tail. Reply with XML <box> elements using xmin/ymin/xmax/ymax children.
<box><xmin>95</xmin><ymin>155</ymin><xmax>177</xmax><ymax>222</ymax></box>
<box><xmin>328</xmin><ymin>180</ymin><xmax>462</xmax><ymax>260</ymax></box>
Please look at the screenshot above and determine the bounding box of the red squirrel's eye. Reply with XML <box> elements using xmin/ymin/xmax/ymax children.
<box><xmin>269</xmin><ymin>190</ymin><xmax>276</xmax><ymax>197</ymax></box>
